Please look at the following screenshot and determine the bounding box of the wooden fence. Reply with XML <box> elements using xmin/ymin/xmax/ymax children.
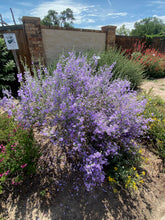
<box><xmin>116</xmin><ymin>35</ymin><xmax>165</xmax><ymax>54</ymax></box>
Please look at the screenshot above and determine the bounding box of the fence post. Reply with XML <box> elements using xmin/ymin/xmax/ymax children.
<box><xmin>102</xmin><ymin>25</ymin><xmax>116</xmax><ymax>50</ymax></box>
<box><xmin>22</xmin><ymin>16</ymin><xmax>45</xmax><ymax>68</ymax></box>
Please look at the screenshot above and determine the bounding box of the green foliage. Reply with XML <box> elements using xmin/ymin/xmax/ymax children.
<box><xmin>130</xmin><ymin>17</ymin><xmax>165</xmax><ymax>36</ymax></box>
<box><xmin>41</xmin><ymin>8</ymin><xmax>75</xmax><ymax>27</ymax></box>
<box><xmin>40</xmin><ymin>190</ymin><xmax>46</xmax><ymax>197</ymax></box>
<box><xmin>116</xmin><ymin>24</ymin><xmax>130</xmax><ymax>36</ymax></box>
<box><xmin>0</xmin><ymin>37</ymin><xmax>16</xmax><ymax>97</ymax></box>
<box><xmin>107</xmin><ymin>147</ymin><xmax>146</xmax><ymax>192</ymax></box>
<box><xmin>60</xmin><ymin>8</ymin><xmax>75</xmax><ymax>27</ymax></box>
<box><xmin>0</xmin><ymin>113</ymin><xmax>41</xmax><ymax>193</ymax></box>
<box><xmin>142</xmin><ymin>90</ymin><xmax>165</xmax><ymax>160</ymax></box>
<box><xmin>129</xmin><ymin>41</ymin><xmax>165</xmax><ymax>78</ymax></box>
<box><xmin>97</xmin><ymin>47</ymin><xmax>145</xmax><ymax>89</ymax></box>
<box><xmin>48</xmin><ymin>48</ymin><xmax>144</xmax><ymax>89</ymax></box>
<box><xmin>41</xmin><ymin>10</ymin><xmax>59</xmax><ymax>26</ymax></box>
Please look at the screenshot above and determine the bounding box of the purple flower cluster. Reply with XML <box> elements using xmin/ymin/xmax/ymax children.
<box><xmin>0</xmin><ymin>52</ymin><xmax>149</xmax><ymax>191</ymax></box>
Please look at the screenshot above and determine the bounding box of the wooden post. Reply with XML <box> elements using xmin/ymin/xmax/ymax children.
<box><xmin>0</xmin><ymin>14</ymin><xmax>8</xmax><ymax>26</ymax></box>
<box><xmin>12</xmin><ymin>50</ymin><xmax>21</xmax><ymax>73</ymax></box>
<box><xmin>10</xmin><ymin>8</ymin><xmax>16</xmax><ymax>25</ymax></box>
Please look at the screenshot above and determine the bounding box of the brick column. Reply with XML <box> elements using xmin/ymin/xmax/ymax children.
<box><xmin>102</xmin><ymin>25</ymin><xmax>117</xmax><ymax>50</ymax></box>
<box><xmin>22</xmin><ymin>16</ymin><xmax>45</xmax><ymax>67</ymax></box>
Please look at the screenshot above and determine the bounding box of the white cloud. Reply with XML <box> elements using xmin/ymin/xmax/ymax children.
<box><xmin>116</xmin><ymin>21</ymin><xmax>136</xmax><ymax>31</ymax></box>
<box><xmin>82</xmin><ymin>24</ymin><xmax>102</xmax><ymax>30</ymax></box>
<box><xmin>153</xmin><ymin>14</ymin><xmax>165</xmax><ymax>23</ymax></box>
<box><xmin>107</xmin><ymin>12</ymin><xmax>127</xmax><ymax>17</ymax></box>
<box><xmin>29</xmin><ymin>0</ymin><xmax>98</xmax><ymax>26</ymax></box>
<box><xmin>15</xmin><ymin>2</ymin><xmax>34</xmax><ymax>7</ymax></box>
<box><xmin>87</xmin><ymin>19</ymin><xmax>95</xmax><ymax>23</ymax></box>
<box><xmin>30</xmin><ymin>0</ymin><xmax>91</xmax><ymax>19</ymax></box>
<box><xmin>147</xmin><ymin>1</ymin><xmax>165</xmax><ymax>8</ymax></box>
<box><xmin>0</xmin><ymin>8</ymin><xmax>24</xmax><ymax>25</ymax></box>
<box><xmin>151</xmin><ymin>1</ymin><xmax>165</xmax><ymax>5</ymax></box>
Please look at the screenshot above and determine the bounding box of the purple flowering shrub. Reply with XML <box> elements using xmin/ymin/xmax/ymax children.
<box><xmin>1</xmin><ymin>52</ymin><xmax>149</xmax><ymax>191</ymax></box>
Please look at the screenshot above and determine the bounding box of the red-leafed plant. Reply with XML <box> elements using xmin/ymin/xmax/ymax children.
<box><xmin>126</xmin><ymin>41</ymin><xmax>165</xmax><ymax>78</ymax></box>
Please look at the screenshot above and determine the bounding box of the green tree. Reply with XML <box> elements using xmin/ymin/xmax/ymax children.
<box><xmin>130</xmin><ymin>17</ymin><xmax>165</xmax><ymax>36</ymax></box>
<box><xmin>0</xmin><ymin>37</ymin><xmax>16</xmax><ymax>97</ymax></box>
<box><xmin>60</xmin><ymin>8</ymin><xmax>75</xmax><ymax>27</ymax></box>
<box><xmin>41</xmin><ymin>10</ymin><xmax>59</xmax><ymax>26</ymax></box>
<box><xmin>116</xmin><ymin>24</ymin><xmax>130</xmax><ymax>36</ymax></box>
<box><xmin>41</xmin><ymin>8</ymin><xmax>75</xmax><ymax>27</ymax></box>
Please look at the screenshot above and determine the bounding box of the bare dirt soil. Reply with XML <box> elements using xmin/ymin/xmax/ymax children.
<box><xmin>140</xmin><ymin>78</ymin><xmax>165</xmax><ymax>100</ymax></box>
<box><xmin>0</xmin><ymin>79</ymin><xmax>165</xmax><ymax>220</ymax></box>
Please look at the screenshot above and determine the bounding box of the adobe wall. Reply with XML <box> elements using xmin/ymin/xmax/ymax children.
<box><xmin>41</xmin><ymin>27</ymin><xmax>106</xmax><ymax>64</ymax></box>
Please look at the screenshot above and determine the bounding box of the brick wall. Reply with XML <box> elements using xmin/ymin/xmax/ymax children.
<box><xmin>22</xmin><ymin>16</ymin><xmax>46</xmax><ymax>66</ymax></box>
<box><xmin>102</xmin><ymin>26</ymin><xmax>117</xmax><ymax>49</ymax></box>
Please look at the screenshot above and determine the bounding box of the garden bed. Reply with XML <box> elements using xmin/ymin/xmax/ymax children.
<box><xmin>0</xmin><ymin>52</ymin><xmax>165</xmax><ymax>219</ymax></box>
<box><xmin>141</xmin><ymin>78</ymin><xmax>165</xmax><ymax>101</ymax></box>
<box><xmin>0</xmin><ymin>133</ymin><xmax>165</xmax><ymax>220</ymax></box>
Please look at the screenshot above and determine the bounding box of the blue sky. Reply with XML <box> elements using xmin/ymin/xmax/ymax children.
<box><xmin>0</xmin><ymin>0</ymin><xmax>165</xmax><ymax>30</ymax></box>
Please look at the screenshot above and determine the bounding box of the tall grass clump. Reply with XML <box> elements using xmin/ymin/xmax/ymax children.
<box><xmin>1</xmin><ymin>52</ymin><xmax>150</xmax><ymax>191</ymax></box>
<box><xmin>97</xmin><ymin>47</ymin><xmax>145</xmax><ymax>89</ymax></box>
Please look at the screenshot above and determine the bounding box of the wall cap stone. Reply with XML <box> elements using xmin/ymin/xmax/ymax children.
<box><xmin>102</xmin><ymin>25</ymin><xmax>117</xmax><ymax>32</ymax></box>
<box><xmin>41</xmin><ymin>25</ymin><xmax>104</xmax><ymax>33</ymax></box>
<box><xmin>22</xmin><ymin>16</ymin><xmax>41</xmax><ymax>21</ymax></box>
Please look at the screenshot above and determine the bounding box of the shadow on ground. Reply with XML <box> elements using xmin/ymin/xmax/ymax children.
<box><xmin>0</xmin><ymin>125</ymin><xmax>165</xmax><ymax>220</ymax></box>
<box><xmin>1</xmin><ymin>169</ymin><xmax>157</xmax><ymax>220</ymax></box>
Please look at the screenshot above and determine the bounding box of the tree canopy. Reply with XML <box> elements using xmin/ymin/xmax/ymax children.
<box><xmin>130</xmin><ymin>17</ymin><xmax>165</xmax><ymax>36</ymax></box>
<box><xmin>41</xmin><ymin>8</ymin><xmax>75</xmax><ymax>27</ymax></box>
<box><xmin>116</xmin><ymin>24</ymin><xmax>130</xmax><ymax>36</ymax></box>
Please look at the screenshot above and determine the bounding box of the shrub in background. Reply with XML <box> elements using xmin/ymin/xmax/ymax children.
<box><xmin>128</xmin><ymin>41</ymin><xmax>165</xmax><ymax>78</ymax></box>
<box><xmin>96</xmin><ymin>47</ymin><xmax>145</xmax><ymax>89</ymax></box>
<box><xmin>49</xmin><ymin>48</ymin><xmax>145</xmax><ymax>89</ymax></box>
<box><xmin>0</xmin><ymin>37</ymin><xmax>18</xmax><ymax>98</ymax></box>
<box><xmin>1</xmin><ymin>52</ymin><xmax>149</xmax><ymax>191</ymax></box>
